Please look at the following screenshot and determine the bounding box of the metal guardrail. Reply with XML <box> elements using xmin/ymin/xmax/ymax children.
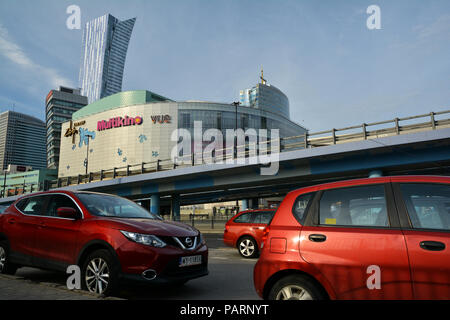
<box><xmin>2</xmin><ymin>110</ymin><xmax>450</xmax><ymax>198</ymax></box>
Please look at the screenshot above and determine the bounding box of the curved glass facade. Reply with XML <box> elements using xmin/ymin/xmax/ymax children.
<box><xmin>177</xmin><ymin>101</ymin><xmax>301</xmax><ymax>138</ymax></box>
<box><xmin>58</xmin><ymin>91</ymin><xmax>306</xmax><ymax>178</ymax></box>
<box><xmin>240</xmin><ymin>83</ymin><xmax>290</xmax><ymax>118</ymax></box>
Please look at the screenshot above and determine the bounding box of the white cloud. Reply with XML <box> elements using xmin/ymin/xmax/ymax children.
<box><xmin>415</xmin><ymin>14</ymin><xmax>450</xmax><ymax>41</ymax></box>
<box><xmin>0</xmin><ymin>23</ymin><xmax>74</xmax><ymax>88</ymax></box>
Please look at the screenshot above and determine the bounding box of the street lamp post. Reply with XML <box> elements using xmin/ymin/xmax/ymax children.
<box><xmin>2</xmin><ymin>168</ymin><xmax>9</xmax><ymax>198</ymax></box>
<box><xmin>85</xmin><ymin>135</ymin><xmax>90</xmax><ymax>176</ymax></box>
<box><xmin>232</xmin><ymin>101</ymin><xmax>240</xmax><ymax>159</ymax></box>
<box><xmin>2</xmin><ymin>171</ymin><xmax>6</xmax><ymax>198</ymax></box>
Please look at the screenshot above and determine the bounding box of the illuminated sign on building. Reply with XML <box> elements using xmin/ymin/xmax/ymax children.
<box><xmin>64</xmin><ymin>120</ymin><xmax>87</xmax><ymax>143</ymax></box>
<box><xmin>151</xmin><ymin>115</ymin><xmax>171</xmax><ymax>124</ymax></box>
<box><xmin>97</xmin><ymin>116</ymin><xmax>143</xmax><ymax>131</ymax></box>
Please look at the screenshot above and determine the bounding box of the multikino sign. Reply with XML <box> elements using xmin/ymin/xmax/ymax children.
<box><xmin>97</xmin><ymin>115</ymin><xmax>143</xmax><ymax>131</ymax></box>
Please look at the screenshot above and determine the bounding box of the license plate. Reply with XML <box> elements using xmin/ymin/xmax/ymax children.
<box><xmin>179</xmin><ymin>255</ymin><xmax>202</xmax><ymax>267</ymax></box>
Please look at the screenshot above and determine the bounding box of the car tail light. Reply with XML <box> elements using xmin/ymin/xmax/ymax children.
<box><xmin>224</xmin><ymin>225</ymin><xmax>229</xmax><ymax>233</ymax></box>
<box><xmin>261</xmin><ymin>226</ymin><xmax>270</xmax><ymax>247</ymax></box>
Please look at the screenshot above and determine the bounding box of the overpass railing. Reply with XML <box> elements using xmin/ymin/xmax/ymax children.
<box><xmin>1</xmin><ymin>110</ymin><xmax>449</xmax><ymax>198</ymax></box>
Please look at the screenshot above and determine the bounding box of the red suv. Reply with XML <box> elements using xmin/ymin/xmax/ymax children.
<box><xmin>0</xmin><ymin>191</ymin><xmax>208</xmax><ymax>295</ymax></box>
<box><xmin>224</xmin><ymin>209</ymin><xmax>275</xmax><ymax>258</ymax></box>
<box><xmin>254</xmin><ymin>176</ymin><xmax>450</xmax><ymax>300</ymax></box>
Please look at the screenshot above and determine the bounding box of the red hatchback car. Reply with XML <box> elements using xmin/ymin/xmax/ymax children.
<box><xmin>0</xmin><ymin>191</ymin><xmax>208</xmax><ymax>295</ymax></box>
<box><xmin>224</xmin><ymin>209</ymin><xmax>276</xmax><ymax>258</ymax></box>
<box><xmin>254</xmin><ymin>175</ymin><xmax>450</xmax><ymax>300</ymax></box>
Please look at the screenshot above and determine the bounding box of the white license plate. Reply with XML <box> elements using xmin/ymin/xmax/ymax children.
<box><xmin>179</xmin><ymin>255</ymin><xmax>202</xmax><ymax>267</ymax></box>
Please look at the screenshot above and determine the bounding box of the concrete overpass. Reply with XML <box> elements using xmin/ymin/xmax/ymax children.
<box><xmin>1</xmin><ymin>124</ymin><xmax>449</xmax><ymax>219</ymax></box>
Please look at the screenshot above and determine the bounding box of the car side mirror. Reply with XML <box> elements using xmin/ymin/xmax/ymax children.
<box><xmin>57</xmin><ymin>207</ymin><xmax>79</xmax><ymax>219</ymax></box>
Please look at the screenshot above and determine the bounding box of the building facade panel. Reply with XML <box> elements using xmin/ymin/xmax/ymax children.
<box><xmin>58</xmin><ymin>91</ymin><xmax>306</xmax><ymax>178</ymax></box>
<box><xmin>59</xmin><ymin>102</ymin><xmax>179</xmax><ymax>177</ymax></box>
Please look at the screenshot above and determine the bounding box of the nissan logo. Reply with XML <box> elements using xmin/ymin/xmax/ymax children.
<box><xmin>185</xmin><ymin>237</ymin><xmax>193</xmax><ymax>247</ymax></box>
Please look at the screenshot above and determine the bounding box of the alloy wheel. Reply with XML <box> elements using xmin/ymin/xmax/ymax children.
<box><xmin>0</xmin><ymin>247</ymin><xmax>5</xmax><ymax>273</ymax></box>
<box><xmin>276</xmin><ymin>285</ymin><xmax>313</xmax><ymax>300</ymax></box>
<box><xmin>239</xmin><ymin>239</ymin><xmax>255</xmax><ymax>257</ymax></box>
<box><xmin>85</xmin><ymin>258</ymin><xmax>110</xmax><ymax>294</ymax></box>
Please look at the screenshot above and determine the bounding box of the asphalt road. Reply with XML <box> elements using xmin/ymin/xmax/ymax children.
<box><xmin>11</xmin><ymin>233</ymin><xmax>261</xmax><ymax>300</ymax></box>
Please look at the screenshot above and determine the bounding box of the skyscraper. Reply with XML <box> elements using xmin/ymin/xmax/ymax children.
<box><xmin>45</xmin><ymin>86</ymin><xmax>88</xmax><ymax>169</ymax></box>
<box><xmin>0</xmin><ymin>111</ymin><xmax>46</xmax><ymax>171</ymax></box>
<box><xmin>79</xmin><ymin>14</ymin><xmax>136</xmax><ymax>103</ymax></box>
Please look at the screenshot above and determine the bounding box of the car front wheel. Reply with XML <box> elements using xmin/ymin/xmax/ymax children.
<box><xmin>81</xmin><ymin>249</ymin><xmax>119</xmax><ymax>296</ymax></box>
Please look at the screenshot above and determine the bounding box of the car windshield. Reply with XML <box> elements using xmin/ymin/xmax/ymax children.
<box><xmin>76</xmin><ymin>193</ymin><xmax>161</xmax><ymax>220</ymax></box>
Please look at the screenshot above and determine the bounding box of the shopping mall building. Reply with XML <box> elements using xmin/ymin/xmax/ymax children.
<box><xmin>58</xmin><ymin>83</ymin><xmax>307</xmax><ymax>178</ymax></box>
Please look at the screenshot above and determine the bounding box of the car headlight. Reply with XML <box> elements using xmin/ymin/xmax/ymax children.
<box><xmin>120</xmin><ymin>231</ymin><xmax>166</xmax><ymax>248</ymax></box>
<box><xmin>199</xmin><ymin>232</ymin><xmax>206</xmax><ymax>245</ymax></box>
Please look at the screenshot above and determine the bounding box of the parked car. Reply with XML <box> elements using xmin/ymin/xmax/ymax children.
<box><xmin>224</xmin><ymin>209</ymin><xmax>276</xmax><ymax>258</ymax></box>
<box><xmin>254</xmin><ymin>175</ymin><xmax>450</xmax><ymax>300</ymax></box>
<box><xmin>0</xmin><ymin>191</ymin><xmax>208</xmax><ymax>295</ymax></box>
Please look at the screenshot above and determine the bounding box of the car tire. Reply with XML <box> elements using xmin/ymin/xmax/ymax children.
<box><xmin>268</xmin><ymin>274</ymin><xmax>327</xmax><ymax>300</ymax></box>
<box><xmin>0</xmin><ymin>241</ymin><xmax>19</xmax><ymax>275</ymax></box>
<box><xmin>81</xmin><ymin>249</ymin><xmax>119</xmax><ymax>296</ymax></box>
<box><xmin>237</xmin><ymin>236</ymin><xmax>258</xmax><ymax>259</ymax></box>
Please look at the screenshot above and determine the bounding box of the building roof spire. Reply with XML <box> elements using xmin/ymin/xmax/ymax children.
<box><xmin>260</xmin><ymin>66</ymin><xmax>267</xmax><ymax>85</ymax></box>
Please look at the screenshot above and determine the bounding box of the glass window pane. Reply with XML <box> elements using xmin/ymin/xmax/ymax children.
<box><xmin>21</xmin><ymin>196</ymin><xmax>46</xmax><ymax>216</ymax></box>
<box><xmin>46</xmin><ymin>194</ymin><xmax>79</xmax><ymax>217</ymax></box>
<box><xmin>253</xmin><ymin>211</ymin><xmax>275</xmax><ymax>224</ymax></box>
<box><xmin>77</xmin><ymin>193</ymin><xmax>160</xmax><ymax>219</ymax></box>
<box><xmin>319</xmin><ymin>185</ymin><xmax>389</xmax><ymax>227</ymax></box>
<box><xmin>400</xmin><ymin>183</ymin><xmax>450</xmax><ymax>231</ymax></box>
<box><xmin>234</xmin><ymin>212</ymin><xmax>252</xmax><ymax>223</ymax></box>
<box><xmin>292</xmin><ymin>193</ymin><xmax>314</xmax><ymax>222</ymax></box>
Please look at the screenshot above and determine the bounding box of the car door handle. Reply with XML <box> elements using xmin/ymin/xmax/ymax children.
<box><xmin>420</xmin><ymin>241</ymin><xmax>445</xmax><ymax>251</ymax></box>
<box><xmin>7</xmin><ymin>218</ymin><xmax>15</xmax><ymax>224</ymax></box>
<box><xmin>309</xmin><ymin>234</ymin><xmax>327</xmax><ymax>242</ymax></box>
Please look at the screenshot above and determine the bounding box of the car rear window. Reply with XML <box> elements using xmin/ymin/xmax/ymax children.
<box><xmin>292</xmin><ymin>192</ymin><xmax>315</xmax><ymax>223</ymax></box>
<box><xmin>399</xmin><ymin>183</ymin><xmax>450</xmax><ymax>231</ymax></box>
<box><xmin>234</xmin><ymin>212</ymin><xmax>253</xmax><ymax>223</ymax></box>
<box><xmin>253</xmin><ymin>211</ymin><xmax>275</xmax><ymax>224</ymax></box>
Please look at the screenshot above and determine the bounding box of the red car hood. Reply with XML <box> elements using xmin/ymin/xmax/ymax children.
<box><xmin>96</xmin><ymin>218</ymin><xmax>199</xmax><ymax>237</ymax></box>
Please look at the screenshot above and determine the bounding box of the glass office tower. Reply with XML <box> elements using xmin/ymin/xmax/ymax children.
<box><xmin>0</xmin><ymin>111</ymin><xmax>46</xmax><ymax>171</ymax></box>
<box><xmin>45</xmin><ymin>86</ymin><xmax>88</xmax><ymax>169</ymax></box>
<box><xmin>79</xmin><ymin>14</ymin><xmax>136</xmax><ymax>103</ymax></box>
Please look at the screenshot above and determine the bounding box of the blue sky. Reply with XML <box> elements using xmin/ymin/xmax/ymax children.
<box><xmin>0</xmin><ymin>0</ymin><xmax>449</xmax><ymax>131</ymax></box>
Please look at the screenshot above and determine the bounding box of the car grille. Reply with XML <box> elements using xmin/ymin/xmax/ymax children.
<box><xmin>159</xmin><ymin>235</ymin><xmax>200</xmax><ymax>250</ymax></box>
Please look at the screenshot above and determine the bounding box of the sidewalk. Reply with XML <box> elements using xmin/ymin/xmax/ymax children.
<box><xmin>0</xmin><ymin>274</ymin><xmax>119</xmax><ymax>300</ymax></box>
<box><xmin>186</xmin><ymin>222</ymin><xmax>226</xmax><ymax>234</ymax></box>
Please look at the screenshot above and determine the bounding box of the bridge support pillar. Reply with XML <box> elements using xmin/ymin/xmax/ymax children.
<box><xmin>140</xmin><ymin>199</ymin><xmax>150</xmax><ymax>211</ymax></box>
<box><xmin>171</xmin><ymin>195</ymin><xmax>180</xmax><ymax>221</ymax></box>
<box><xmin>150</xmin><ymin>194</ymin><xmax>160</xmax><ymax>215</ymax></box>
<box><xmin>250</xmin><ymin>198</ymin><xmax>259</xmax><ymax>209</ymax></box>
<box><xmin>242</xmin><ymin>199</ymin><xmax>249</xmax><ymax>210</ymax></box>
